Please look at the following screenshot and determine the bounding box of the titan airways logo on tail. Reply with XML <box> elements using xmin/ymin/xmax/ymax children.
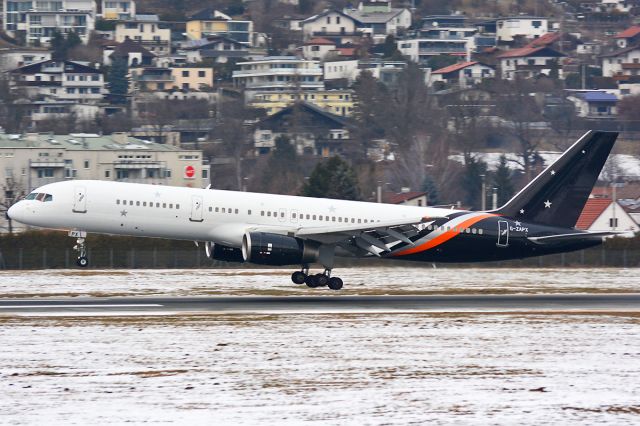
<box><xmin>7</xmin><ymin>131</ymin><xmax>622</xmax><ymax>290</ymax></box>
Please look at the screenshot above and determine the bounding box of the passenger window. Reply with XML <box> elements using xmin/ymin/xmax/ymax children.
<box><xmin>248</xmin><ymin>210</ymin><xmax>251</xmax><ymax>215</ymax></box>
<box><xmin>209</xmin><ymin>207</ymin><xmax>212</xmax><ymax>212</ymax></box>
<box><xmin>261</xmin><ymin>211</ymin><xmax>264</xmax><ymax>216</ymax></box>
<box><xmin>156</xmin><ymin>202</ymin><xmax>160</xmax><ymax>207</ymax></box>
<box><xmin>351</xmin><ymin>218</ymin><xmax>355</xmax><ymax>223</ymax></box>
<box><xmin>215</xmin><ymin>207</ymin><xmax>219</xmax><ymax>212</ymax></box>
<box><xmin>267</xmin><ymin>211</ymin><xmax>271</xmax><ymax>217</ymax></box>
<box><xmin>292</xmin><ymin>213</ymin><xmax>297</xmax><ymax>219</ymax></box>
<box><xmin>358</xmin><ymin>219</ymin><xmax>361</xmax><ymax>223</ymax></box>
<box><xmin>136</xmin><ymin>201</ymin><xmax>140</xmax><ymax>206</ymax></box>
<box><xmin>169</xmin><ymin>204</ymin><xmax>173</xmax><ymax>209</ymax></box>
<box><xmin>479</xmin><ymin>229</ymin><xmax>484</xmax><ymax>235</ymax></box>
<box><xmin>129</xmin><ymin>201</ymin><xmax>133</xmax><ymax>206</ymax></box>
<box><xmin>332</xmin><ymin>217</ymin><xmax>336</xmax><ymax>222</ymax></box>
<box><xmin>338</xmin><ymin>217</ymin><xmax>342</xmax><ymax>222</ymax></box>
<box><xmin>176</xmin><ymin>204</ymin><xmax>180</xmax><ymax>209</ymax></box>
<box><xmin>313</xmin><ymin>215</ymin><xmax>317</xmax><ymax>220</ymax></box>
<box><xmin>325</xmin><ymin>216</ymin><xmax>329</xmax><ymax>221</ymax></box>
<box><xmin>306</xmin><ymin>214</ymin><xmax>310</xmax><ymax>219</ymax></box>
<box><xmin>143</xmin><ymin>202</ymin><xmax>147</xmax><ymax>207</ymax></box>
<box><xmin>116</xmin><ymin>199</ymin><xmax>120</xmax><ymax>205</ymax></box>
<box><xmin>364</xmin><ymin>219</ymin><xmax>368</xmax><ymax>223</ymax></box>
<box><xmin>472</xmin><ymin>228</ymin><xmax>477</xmax><ymax>234</ymax></box>
<box><xmin>222</xmin><ymin>208</ymin><xmax>226</xmax><ymax>213</ymax></box>
<box><xmin>228</xmin><ymin>209</ymin><xmax>232</xmax><ymax>214</ymax></box>
<box><xmin>236</xmin><ymin>209</ymin><xmax>239</xmax><ymax>214</ymax></box>
<box><xmin>162</xmin><ymin>203</ymin><xmax>166</xmax><ymax>208</ymax></box>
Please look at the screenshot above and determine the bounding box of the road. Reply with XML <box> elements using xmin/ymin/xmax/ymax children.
<box><xmin>1</xmin><ymin>294</ymin><xmax>640</xmax><ymax>315</ymax></box>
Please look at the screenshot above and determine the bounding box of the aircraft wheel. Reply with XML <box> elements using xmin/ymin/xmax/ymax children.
<box><xmin>291</xmin><ymin>271</ymin><xmax>306</xmax><ymax>285</ymax></box>
<box><xmin>305</xmin><ymin>274</ymin><xmax>318</xmax><ymax>288</ymax></box>
<box><xmin>328</xmin><ymin>277</ymin><xmax>343</xmax><ymax>291</ymax></box>
<box><xmin>76</xmin><ymin>256</ymin><xmax>89</xmax><ymax>268</ymax></box>
<box><xmin>315</xmin><ymin>273</ymin><xmax>329</xmax><ymax>287</ymax></box>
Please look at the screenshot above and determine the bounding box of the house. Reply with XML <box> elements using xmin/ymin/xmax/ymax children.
<box><xmin>252</xmin><ymin>102</ymin><xmax>353</xmax><ymax>157</ymax></box>
<box><xmin>524</xmin><ymin>32</ymin><xmax>562</xmax><ymax>49</ymax></box>
<box><xmin>104</xmin><ymin>38</ymin><xmax>155</xmax><ymax>67</ymax></box>
<box><xmin>430</xmin><ymin>61</ymin><xmax>495</xmax><ymax>89</ymax></box>
<box><xmin>186</xmin><ymin>8</ymin><xmax>254</xmax><ymax>45</ymax></box>
<box><xmin>130</xmin><ymin>67</ymin><xmax>173</xmax><ymax>92</ymax></box>
<box><xmin>398</xmin><ymin>37</ymin><xmax>474</xmax><ymax>64</ymax></box>
<box><xmin>302</xmin><ymin>38</ymin><xmax>337</xmax><ymax>61</ymax></box>
<box><xmin>323</xmin><ymin>59</ymin><xmax>409</xmax><ymax>85</ymax></box>
<box><xmin>566</xmin><ymin>91</ymin><xmax>618</xmax><ymax>118</ymax></box>
<box><xmin>9</xmin><ymin>59</ymin><xmax>105</xmax><ymax>103</ymax></box>
<box><xmin>232</xmin><ymin>57</ymin><xmax>324</xmax><ymax>99</ymax></box>
<box><xmin>613</xmin><ymin>25</ymin><xmax>640</xmax><ymax>49</ymax></box>
<box><xmin>497</xmin><ymin>46</ymin><xmax>566</xmax><ymax>80</ymax></box>
<box><xmin>170</xmin><ymin>67</ymin><xmax>214</xmax><ymax>91</ymax></box>
<box><xmin>575</xmin><ymin>198</ymin><xmax>638</xmax><ymax>235</ymax></box>
<box><xmin>102</xmin><ymin>0</ymin><xmax>136</xmax><ymax>20</ymax></box>
<box><xmin>3</xmin><ymin>0</ymin><xmax>96</xmax><ymax>45</ymax></box>
<box><xmin>598</xmin><ymin>0</ymin><xmax>634</xmax><ymax>13</ymax></box>
<box><xmin>301</xmin><ymin>10</ymin><xmax>361</xmax><ymax>44</ymax></box>
<box><xmin>601</xmin><ymin>45</ymin><xmax>640</xmax><ymax>78</ymax></box>
<box><xmin>249</xmin><ymin>89</ymin><xmax>354</xmax><ymax>117</ymax></box>
<box><xmin>343</xmin><ymin>1</ymin><xmax>412</xmax><ymax>43</ymax></box>
<box><xmin>495</xmin><ymin>16</ymin><xmax>548</xmax><ymax>43</ymax></box>
<box><xmin>181</xmin><ymin>36</ymin><xmax>249</xmax><ymax>64</ymax></box>
<box><xmin>0</xmin><ymin>48</ymin><xmax>51</xmax><ymax>72</ymax></box>
<box><xmin>384</xmin><ymin>191</ymin><xmax>428</xmax><ymax>206</ymax></box>
<box><xmin>115</xmin><ymin>15</ymin><xmax>171</xmax><ymax>56</ymax></box>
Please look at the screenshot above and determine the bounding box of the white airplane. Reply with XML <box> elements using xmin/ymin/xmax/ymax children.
<box><xmin>7</xmin><ymin>131</ymin><xmax>620</xmax><ymax>290</ymax></box>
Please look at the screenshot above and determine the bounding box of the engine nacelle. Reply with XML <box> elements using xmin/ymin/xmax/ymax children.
<box><xmin>205</xmin><ymin>242</ymin><xmax>244</xmax><ymax>263</ymax></box>
<box><xmin>242</xmin><ymin>232</ymin><xmax>320</xmax><ymax>266</ymax></box>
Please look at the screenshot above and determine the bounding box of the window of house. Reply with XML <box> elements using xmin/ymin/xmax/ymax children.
<box><xmin>532</xmin><ymin>20</ymin><xmax>542</xmax><ymax>28</ymax></box>
<box><xmin>84</xmin><ymin>160</ymin><xmax>89</xmax><ymax>169</ymax></box>
<box><xmin>105</xmin><ymin>170</ymin><xmax>111</xmax><ymax>178</ymax></box>
<box><xmin>609</xmin><ymin>217</ymin><xmax>619</xmax><ymax>227</ymax></box>
<box><xmin>182</xmin><ymin>70</ymin><xmax>189</xmax><ymax>77</ymax></box>
<box><xmin>198</xmin><ymin>71</ymin><xmax>205</xmax><ymax>77</ymax></box>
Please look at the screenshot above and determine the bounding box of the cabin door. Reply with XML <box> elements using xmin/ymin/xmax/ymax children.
<box><xmin>189</xmin><ymin>195</ymin><xmax>204</xmax><ymax>222</ymax></box>
<box><xmin>72</xmin><ymin>186</ymin><xmax>87</xmax><ymax>213</ymax></box>
<box><xmin>497</xmin><ymin>220</ymin><xmax>509</xmax><ymax>247</ymax></box>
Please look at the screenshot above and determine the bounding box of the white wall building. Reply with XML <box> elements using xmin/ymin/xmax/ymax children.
<box><xmin>398</xmin><ymin>37</ymin><xmax>473</xmax><ymax>64</ymax></box>
<box><xmin>495</xmin><ymin>17</ymin><xmax>548</xmax><ymax>43</ymax></box>
<box><xmin>497</xmin><ymin>46</ymin><xmax>565</xmax><ymax>80</ymax></box>
<box><xmin>430</xmin><ymin>61</ymin><xmax>495</xmax><ymax>88</ymax></box>
<box><xmin>3</xmin><ymin>0</ymin><xmax>96</xmax><ymax>45</ymax></box>
<box><xmin>302</xmin><ymin>37</ymin><xmax>336</xmax><ymax>61</ymax></box>
<box><xmin>232</xmin><ymin>57</ymin><xmax>324</xmax><ymax>98</ymax></box>
<box><xmin>344</xmin><ymin>1</ymin><xmax>412</xmax><ymax>43</ymax></box>
<box><xmin>301</xmin><ymin>10</ymin><xmax>359</xmax><ymax>42</ymax></box>
<box><xmin>115</xmin><ymin>15</ymin><xmax>171</xmax><ymax>56</ymax></box>
<box><xmin>601</xmin><ymin>45</ymin><xmax>640</xmax><ymax>78</ymax></box>
<box><xmin>575</xmin><ymin>198</ymin><xmax>638</xmax><ymax>235</ymax></box>
<box><xmin>0</xmin><ymin>48</ymin><xmax>51</xmax><ymax>72</ymax></box>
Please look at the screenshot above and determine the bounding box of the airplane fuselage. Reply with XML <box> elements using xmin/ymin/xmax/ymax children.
<box><xmin>8</xmin><ymin>180</ymin><xmax>600</xmax><ymax>264</ymax></box>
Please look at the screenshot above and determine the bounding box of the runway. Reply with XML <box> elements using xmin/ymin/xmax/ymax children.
<box><xmin>1</xmin><ymin>294</ymin><xmax>640</xmax><ymax>315</ymax></box>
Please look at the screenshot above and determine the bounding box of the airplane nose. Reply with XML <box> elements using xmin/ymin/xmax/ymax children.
<box><xmin>7</xmin><ymin>202</ymin><xmax>22</xmax><ymax>222</ymax></box>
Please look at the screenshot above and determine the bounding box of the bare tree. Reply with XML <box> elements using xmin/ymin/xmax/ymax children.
<box><xmin>0</xmin><ymin>175</ymin><xmax>25</xmax><ymax>234</ymax></box>
<box><xmin>215</xmin><ymin>95</ymin><xmax>252</xmax><ymax>190</ymax></box>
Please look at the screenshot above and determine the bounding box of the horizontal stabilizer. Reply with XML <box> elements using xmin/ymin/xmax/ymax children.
<box><xmin>527</xmin><ymin>231</ymin><xmax>623</xmax><ymax>244</ymax></box>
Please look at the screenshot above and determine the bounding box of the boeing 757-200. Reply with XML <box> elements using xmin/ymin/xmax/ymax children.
<box><xmin>7</xmin><ymin>131</ymin><xmax>620</xmax><ymax>290</ymax></box>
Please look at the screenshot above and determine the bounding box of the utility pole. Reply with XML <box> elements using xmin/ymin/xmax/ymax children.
<box><xmin>480</xmin><ymin>174</ymin><xmax>486</xmax><ymax>211</ymax></box>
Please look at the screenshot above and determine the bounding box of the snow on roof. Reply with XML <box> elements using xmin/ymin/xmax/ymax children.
<box><xmin>432</xmin><ymin>61</ymin><xmax>479</xmax><ymax>74</ymax></box>
<box><xmin>575</xmin><ymin>198</ymin><xmax>611</xmax><ymax>230</ymax></box>
<box><xmin>614</xmin><ymin>25</ymin><xmax>640</xmax><ymax>39</ymax></box>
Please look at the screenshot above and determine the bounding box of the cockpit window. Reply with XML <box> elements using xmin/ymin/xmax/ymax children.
<box><xmin>26</xmin><ymin>192</ymin><xmax>53</xmax><ymax>202</ymax></box>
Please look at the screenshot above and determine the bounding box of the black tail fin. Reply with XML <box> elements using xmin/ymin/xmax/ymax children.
<box><xmin>494</xmin><ymin>130</ymin><xmax>618</xmax><ymax>228</ymax></box>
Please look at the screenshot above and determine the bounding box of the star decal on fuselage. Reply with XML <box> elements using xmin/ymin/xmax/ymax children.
<box><xmin>515</xmin><ymin>220</ymin><xmax>521</xmax><ymax>226</ymax></box>
<box><xmin>120</xmin><ymin>210</ymin><xmax>128</xmax><ymax>216</ymax></box>
<box><xmin>328</xmin><ymin>205</ymin><xmax>336</xmax><ymax>213</ymax></box>
<box><xmin>550</xmin><ymin>170</ymin><xmax>556</xmax><ymax>175</ymax></box>
<box><xmin>544</xmin><ymin>200</ymin><xmax>552</xmax><ymax>209</ymax></box>
<box><xmin>519</xmin><ymin>209</ymin><xmax>525</xmax><ymax>214</ymax></box>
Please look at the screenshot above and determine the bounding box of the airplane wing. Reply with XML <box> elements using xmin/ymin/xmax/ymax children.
<box><xmin>527</xmin><ymin>231</ymin><xmax>626</xmax><ymax>244</ymax></box>
<box><xmin>292</xmin><ymin>215</ymin><xmax>446</xmax><ymax>257</ymax></box>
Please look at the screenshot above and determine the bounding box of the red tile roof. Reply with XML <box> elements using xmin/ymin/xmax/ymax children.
<box><xmin>615</xmin><ymin>26</ymin><xmax>640</xmax><ymax>39</ymax></box>
<box><xmin>384</xmin><ymin>191</ymin><xmax>427</xmax><ymax>204</ymax></box>
<box><xmin>496</xmin><ymin>46</ymin><xmax>565</xmax><ymax>58</ymax></box>
<box><xmin>525</xmin><ymin>32</ymin><xmax>561</xmax><ymax>48</ymax></box>
<box><xmin>336</xmin><ymin>47</ymin><xmax>357</xmax><ymax>56</ymax></box>
<box><xmin>575</xmin><ymin>199</ymin><xmax>611</xmax><ymax>230</ymax></box>
<box><xmin>432</xmin><ymin>61</ymin><xmax>478</xmax><ymax>74</ymax></box>
<box><xmin>305</xmin><ymin>37</ymin><xmax>336</xmax><ymax>46</ymax></box>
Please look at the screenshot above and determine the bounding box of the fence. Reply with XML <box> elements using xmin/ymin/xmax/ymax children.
<box><xmin>0</xmin><ymin>247</ymin><xmax>638</xmax><ymax>269</ymax></box>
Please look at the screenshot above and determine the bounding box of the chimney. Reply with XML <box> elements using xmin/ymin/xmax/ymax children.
<box><xmin>112</xmin><ymin>132</ymin><xmax>129</xmax><ymax>145</ymax></box>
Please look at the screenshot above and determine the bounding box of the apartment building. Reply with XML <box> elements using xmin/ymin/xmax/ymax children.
<box><xmin>3</xmin><ymin>0</ymin><xmax>96</xmax><ymax>45</ymax></box>
<box><xmin>495</xmin><ymin>16</ymin><xmax>548</xmax><ymax>43</ymax></box>
<box><xmin>249</xmin><ymin>89</ymin><xmax>354</xmax><ymax>116</ymax></box>
<box><xmin>102</xmin><ymin>0</ymin><xmax>136</xmax><ymax>20</ymax></box>
<box><xmin>186</xmin><ymin>8</ymin><xmax>254</xmax><ymax>45</ymax></box>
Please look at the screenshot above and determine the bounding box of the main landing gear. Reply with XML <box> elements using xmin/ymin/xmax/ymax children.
<box><xmin>69</xmin><ymin>230</ymin><xmax>89</xmax><ymax>268</ymax></box>
<box><xmin>291</xmin><ymin>266</ymin><xmax>344</xmax><ymax>291</ymax></box>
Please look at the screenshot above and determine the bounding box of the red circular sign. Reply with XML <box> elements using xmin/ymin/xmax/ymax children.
<box><xmin>185</xmin><ymin>165</ymin><xmax>195</xmax><ymax>178</ymax></box>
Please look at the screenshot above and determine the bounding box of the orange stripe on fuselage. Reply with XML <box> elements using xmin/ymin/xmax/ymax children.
<box><xmin>393</xmin><ymin>213</ymin><xmax>496</xmax><ymax>257</ymax></box>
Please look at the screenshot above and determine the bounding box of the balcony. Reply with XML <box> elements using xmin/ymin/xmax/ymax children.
<box><xmin>233</xmin><ymin>68</ymin><xmax>322</xmax><ymax>78</ymax></box>
<box><xmin>30</xmin><ymin>160</ymin><xmax>66</xmax><ymax>168</ymax></box>
<box><xmin>114</xmin><ymin>160</ymin><xmax>164</xmax><ymax>169</ymax></box>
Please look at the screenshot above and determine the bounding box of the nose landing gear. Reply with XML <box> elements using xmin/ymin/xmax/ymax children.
<box><xmin>69</xmin><ymin>230</ymin><xmax>89</xmax><ymax>268</ymax></box>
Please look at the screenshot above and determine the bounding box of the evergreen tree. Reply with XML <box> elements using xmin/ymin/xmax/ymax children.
<box><xmin>50</xmin><ymin>30</ymin><xmax>67</xmax><ymax>60</ymax></box>
<box><xmin>461</xmin><ymin>156</ymin><xmax>488</xmax><ymax>210</ymax></box>
<box><xmin>66</xmin><ymin>31</ymin><xmax>82</xmax><ymax>51</ymax></box>
<box><xmin>493</xmin><ymin>155</ymin><xmax>515</xmax><ymax>206</ymax></box>
<box><xmin>421</xmin><ymin>174</ymin><xmax>439</xmax><ymax>206</ymax></box>
<box><xmin>107</xmin><ymin>57</ymin><xmax>129</xmax><ymax>104</ymax></box>
<box><xmin>382</xmin><ymin>35</ymin><xmax>398</xmax><ymax>58</ymax></box>
<box><xmin>302</xmin><ymin>156</ymin><xmax>361</xmax><ymax>201</ymax></box>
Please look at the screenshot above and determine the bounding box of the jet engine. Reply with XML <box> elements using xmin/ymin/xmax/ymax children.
<box><xmin>205</xmin><ymin>241</ymin><xmax>244</xmax><ymax>263</ymax></box>
<box><xmin>242</xmin><ymin>232</ymin><xmax>320</xmax><ymax>266</ymax></box>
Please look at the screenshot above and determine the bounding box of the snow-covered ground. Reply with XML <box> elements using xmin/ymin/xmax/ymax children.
<box><xmin>0</xmin><ymin>267</ymin><xmax>638</xmax><ymax>297</ymax></box>
<box><xmin>1</xmin><ymin>313</ymin><xmax>640</xmax><ymax>425</ymax></box>
<box><xmin>1</xmin><ymin>268</ymin><xmax>640</xmax><ymax>424</ymax></box>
